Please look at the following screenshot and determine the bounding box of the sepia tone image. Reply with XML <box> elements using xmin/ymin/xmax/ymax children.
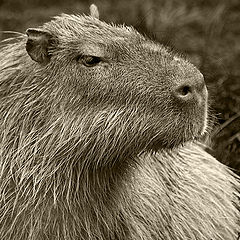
<box><xmin>0</xmin><ymin>0</ymin><xmax>239</xmax><ymax>239</ymax></box>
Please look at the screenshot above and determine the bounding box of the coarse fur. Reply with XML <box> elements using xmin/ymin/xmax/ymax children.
<box><xmin>0</xmin><ymin>7</ymin><xmax>239</xmax><ymax>240</ymax></box>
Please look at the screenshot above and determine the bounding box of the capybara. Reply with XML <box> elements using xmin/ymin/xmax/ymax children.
<box><xmin>0</xmin><ymin>5</ymin><xmax>239</xmax><ymax>240</ymax></box>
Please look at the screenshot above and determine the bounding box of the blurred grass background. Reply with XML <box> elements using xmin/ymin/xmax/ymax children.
<box><xmin>0</xmin><ymin>0</ymin><xmax>239</xmax><ymax>173</ymax></box>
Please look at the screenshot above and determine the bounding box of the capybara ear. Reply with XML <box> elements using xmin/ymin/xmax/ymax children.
<box><xmin>90</xmin><ymin>4</ymin><xmax>99</xmax><ymax>19</ymax></box>
<box><xmin>26</xmin><ymin>28</ymin><xmax>53</xmax><ymax>64</ymax></box>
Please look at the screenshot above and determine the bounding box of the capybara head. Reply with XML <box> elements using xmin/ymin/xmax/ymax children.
<box><xmin>1</xmin><ymin>12</ymin><xmax>208</xmax><ymax>168</ymax></box>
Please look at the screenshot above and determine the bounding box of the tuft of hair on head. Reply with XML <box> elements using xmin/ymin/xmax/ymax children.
<box><xmin>90</xmin><ymin>4</ymin><xmax>100</xmax><ymax>19</ymax></box>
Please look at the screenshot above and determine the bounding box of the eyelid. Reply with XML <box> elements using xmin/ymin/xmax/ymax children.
<box><xmin>76</xmin><ymin>55</ymin><xmax>103</xmax><ymax>67</ymax></box>
<box><xmin>75</xmin><ymin>55</ymin><xmax>100</xmax><ymax>60</ymax></box>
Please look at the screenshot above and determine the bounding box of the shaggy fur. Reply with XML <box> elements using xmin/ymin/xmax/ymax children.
<box><xmin>0</xmin><ymin>9</ymin><xmax>239</xmax><ymax>240</ymax></box>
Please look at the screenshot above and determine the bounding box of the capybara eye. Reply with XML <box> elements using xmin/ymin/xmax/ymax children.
<box><xmin>77</xmin><ymin>55</ymin><xmax>102</xmax><ymax>67</ymax></box>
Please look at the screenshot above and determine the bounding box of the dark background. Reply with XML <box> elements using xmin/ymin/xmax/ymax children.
<box><xmin>0</xmin><ymin>0</ymin><xmax>239</xmax><ymax>173</ymax></box>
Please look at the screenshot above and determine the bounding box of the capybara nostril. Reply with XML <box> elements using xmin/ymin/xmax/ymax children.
<box><xmin>174</xmin><ymin>85</ymin><xmax>192</xmax><ymax>98</ymax></box>
<box><xmin>172</xmin><ymin>77</ymin><xmax>206</xmax><ymax>103</ymax></box>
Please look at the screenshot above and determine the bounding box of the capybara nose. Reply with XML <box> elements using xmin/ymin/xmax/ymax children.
<box><xmin>172</xmin><ymin>76</ymin><xmax>206</xmax><ymax>103</ymax></box>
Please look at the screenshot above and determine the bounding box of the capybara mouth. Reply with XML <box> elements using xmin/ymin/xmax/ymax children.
<box><xmin>149</xmin><ymin>96</ymin><xmax>208</xmax><ymax>150</ymax></box>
